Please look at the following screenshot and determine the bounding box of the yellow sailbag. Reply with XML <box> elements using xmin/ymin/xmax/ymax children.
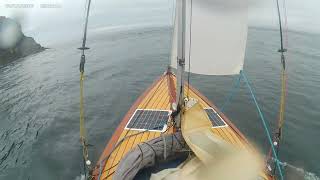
<box><xmin>151</xmin><ymin>98</ymin><xmax>263</xmax><ymax>180</ymax></box>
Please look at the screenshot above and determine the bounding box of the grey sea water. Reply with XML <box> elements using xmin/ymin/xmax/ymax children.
<box><xmin>0</xmin><ymin>26</ymin><xmax>319</xmax><ymax>180</ymax></box>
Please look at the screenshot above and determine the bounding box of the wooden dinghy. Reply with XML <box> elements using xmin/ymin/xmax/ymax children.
<box><xmin>91</xmin><ymin>71</ymin><xmax>272</xmax><ymax>180</ymax></box>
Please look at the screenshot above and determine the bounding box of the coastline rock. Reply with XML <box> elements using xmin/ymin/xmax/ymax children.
<box><xmin>0</xmin><ymin>16</ymin><xmax>45</xmax><ymax>64</ymax></box>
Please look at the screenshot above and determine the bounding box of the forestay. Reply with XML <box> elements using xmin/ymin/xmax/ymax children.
<box><xmin>170</xmin><ymin>0</ymin><xmax>248</xmax><ymax>75</ymax></box>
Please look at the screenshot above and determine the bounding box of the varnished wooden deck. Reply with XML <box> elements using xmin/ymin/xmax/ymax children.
<box><xmin>93</xmin><ymin>72</ymin><xmax>272</xmax><ymax>180</ymax></box>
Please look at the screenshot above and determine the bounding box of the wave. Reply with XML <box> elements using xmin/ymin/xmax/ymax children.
<box><xmin>90</xmin><ymin>23</ymin><xmax>170</xmax><ymax>34</ymax></box>
<box><xmin>71</xmin><ymin>161</ymin><xmax>320</xmax><ymax>180</ymax></box>
<box><xmin>281</xmin><ymin>162</ymin><xmax>320</xmax><ymax>180</ymax></box>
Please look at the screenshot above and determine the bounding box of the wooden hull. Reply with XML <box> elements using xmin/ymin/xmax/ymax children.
<box><xmin>92</xmin><ymin>72</ymin><xmax>273</xmax><ymax>180</ymax></box>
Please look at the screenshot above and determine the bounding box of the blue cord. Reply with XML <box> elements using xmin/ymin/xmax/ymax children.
<box><xmin>220</xmin><ymin>74</ymin><xmax>242</xmax><ymax>112</ymax></box>
<box><xmin>98</xmin><ymin>160</ymin><xmax>103</xmax><ymax>180</ymax></box>
<box><xmin>240</xmin><ymin>70</ymin><xmax>284</xmax><ymax>180</ymax></box>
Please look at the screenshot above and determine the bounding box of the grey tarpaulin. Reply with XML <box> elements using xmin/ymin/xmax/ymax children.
<box><xmin>113</xmin><ymin>132</ymin><xmax>189</xmax><ymax>180</ymax></box>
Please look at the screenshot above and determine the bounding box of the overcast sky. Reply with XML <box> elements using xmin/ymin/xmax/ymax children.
<box><xmin>1</xmin><ymin>0</ymin><xmax>319</xmax><ymax>46</ymax></box>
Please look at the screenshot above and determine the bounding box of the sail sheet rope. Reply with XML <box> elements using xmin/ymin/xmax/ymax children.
<box><xmin>241</xmin><ymin>71</ymin><xmax>284</xmax><ymax>180</ymax></box>
<box><xmin>218</xmin><ymin>70</ymin><xmax>285</xmax><ymax>180</ymax></box>
<box><xmin>219</xmin><ymin>0</ymin><xmax>289</xmax><ymax>178</ymax></box>
<box><xmin>180</xmin><ymin>100</ymin><xmax>264</xmax><ymax>180</ymax></box>
<box><xmin>220</xmin><ymin>74</ymin><xmax>242</xmax><ymax>113</ymax></box>
<box><xmin>186</xmin><ymin>0</ymin><xmax>193</xmax><ymax>98</ymax></box>
<box><xmin>95</xmin><ymin>76</ymin><xmax>171</xmax><ymax>180</ymax></box>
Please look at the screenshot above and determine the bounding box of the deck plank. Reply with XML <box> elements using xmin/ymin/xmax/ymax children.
<box><xmin>95</xmin><ymin>73</ymin><xmax>271</xmax><ymax>180</ymax></box>
<box><xmin>107</xmin><ymin>131</ymin><xmax>136</xmax><ymax>177</ymax></box>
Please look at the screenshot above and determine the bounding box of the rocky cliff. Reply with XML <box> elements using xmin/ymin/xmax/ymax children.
<box><xmin>0</xmin><ymin>16</ymin><xmax>45</xmax><ymax>64</ymax></box>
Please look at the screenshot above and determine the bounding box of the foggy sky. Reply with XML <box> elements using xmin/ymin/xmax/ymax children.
<box><xmin>1</xmin><ymin>0</ymin><xmax>319</xmax><ymax>46</ymax></box>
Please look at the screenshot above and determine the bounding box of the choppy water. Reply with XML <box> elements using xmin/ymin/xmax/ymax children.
<box><xmin>0</xmin><ymin>26</ymin><xmax>319</xmax><ymax>180</ymax></box>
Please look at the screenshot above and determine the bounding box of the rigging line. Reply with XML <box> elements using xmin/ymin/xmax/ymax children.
<box><xmin>97</xmin><ymin>124</ymin><xmax>178</xmax><ymax>178</ymax></box>
<box><xmin>96</xmin><ymin>162</ymin><xmax>119</xmax><ymax>176</ymax></box>
<box><xmin>97</xmin><ymin>92</ymin><xmax>172</xmax><ymax>176</ymax></box>
<box><xmin>94</xmin><ymin>123</ymin><xmax>175</xmax><ymax>176</ymax></box>
<box><xmin>187</xmin><ymin>0</ymin><xmax>193</xmax><ymax>98</ymax></box>
<box><xmin>240</xmin><ymin>71</ymin><xmax>284</xmax><ymax>180</ymax></box>
<box><xmin>101</xmin><ymin>78</ymin><xmax>165</xmax><ymax>178</ymax></box>
<box><xmin>102</xmin><ymin>171</ymin><xmax>115</xmax><ymax>180</ymax></box>
<box><xmin>79</xmin><ymin>0</ymin><xmax>92</xmax><ymax>140</ymax></box>
<box><xmin>96</xmin><ymin>124</ymin><xmax>173</xmax><ymax>179</ymax></box>
<box><xmin>121</xmin><ymin>78</ymin><xmax>165</xmax><ymax>139</ymax></box>
<box><xmin>275</xmin><ymin>6</ymin><xmax>288</xmax><ymax>133</ymax></box>
<box><xmin>282</xmin><ymin>0</ymin><xmax>289</xmax><ymax>48</ymax></box>
<box><xmin>82</xmin><ymin>0</ymin><xmax>89</xmax><ymax>28</ymax></box>
<box><xmin>220</xmin><ymin>74</ymin><xmax>242</xmax><ymax>113</ymax></box>
<box><xmin>276</xmin><ymin>0</ymin><xmax>285</xmax><ymax>53</ymax></box>
<box><xmin>81</xmin><ymin>0</ymin><xmax>92</xmax><ymax>52</ymax></box>
<box><xmin>282</xmin><ymin>0</ymin><xmax>289</xmax><ymax>111</ymax></box>
<box><xmin>278</xmin><ymin>71</ymin><xmax>286</xmax><ymax>132</ymax></box>
<box><xmin>78</xmin><ymin>0</ymin><xmax>92</xmax><ymax>177</ymax></box>
<box><xmin>282</xmin><ymin>0</ymin><xmax>289</xmax><ymax>130</ymax></box>
<box><xmin>167</xmin><ymin>0</ymin><xmax>176</xmax><ymax>66</ymax></box>
<box><xmin>97</xmin><ymin>77</ymin><xmax>165</xmax><ymax>176</ymax></box>
<box><xmin>267</xmin><ymin>1</ymin><xmax>288</xmax><ymax>175</ymax></box>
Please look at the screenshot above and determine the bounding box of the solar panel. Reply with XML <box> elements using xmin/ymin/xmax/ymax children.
<box><xmin>204</xmin><ymin>108</ymin><xmax>227</xmax><ymax>128</ymax></box>
<box><xmin>125</xmin><ymin>109</ymin><xmax>170</xmax><ymax>132</ymax></box>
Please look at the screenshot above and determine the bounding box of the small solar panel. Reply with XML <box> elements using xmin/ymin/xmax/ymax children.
<box><xmin>125</xmin><ymin>109</ymin><xmax>170</xmax><ymax>132</ymax></box>
<box><xmin>204</xmin><ymin>108</ymin><xmax>227</xmax><ymax>128</ymax></box>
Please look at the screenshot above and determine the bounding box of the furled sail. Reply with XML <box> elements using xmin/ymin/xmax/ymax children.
<box><xmin>170</xmin><ymin>0</ymin><xmax>248</xmax><ymax>75</ymax></box>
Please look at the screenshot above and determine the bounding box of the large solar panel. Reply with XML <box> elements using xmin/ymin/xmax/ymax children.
<box><xmin>125</xmin><ymin>109</ymin><xmax>170</xmax><ymax>132</ymax></box>
<box><xmin>204</xmin><ymin>108</ymin><xmax>228</xmax><ymax>128</ymax></box>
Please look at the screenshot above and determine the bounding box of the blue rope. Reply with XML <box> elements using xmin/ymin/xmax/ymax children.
<box><xmin>220</xmin><ymin>74</ymin><xmax>242</xmax><ymax>112</ymax></box>
<box><xmin>240</xmin><ymin>70</ymin><xmax>284</xmax><ymax>180</ymax></box>
<box><xmin>98</xmin><ymin>160</ymin><xmax>103</xmax><ymax>180</ymax></box>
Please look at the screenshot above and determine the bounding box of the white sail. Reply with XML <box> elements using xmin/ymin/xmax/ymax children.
<box><xmin>170</xmin><ymin>0</ymin><xmax>248</xmax><ymax>75</ymax></box>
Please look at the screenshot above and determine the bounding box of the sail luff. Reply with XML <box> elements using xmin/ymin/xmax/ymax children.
<box><xmin>171</xmin><ymin>0</ymin><xmax>248</xmax><ymax>76</ymax></box>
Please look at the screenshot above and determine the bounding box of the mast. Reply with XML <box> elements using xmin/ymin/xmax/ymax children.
<box><xmin>175</xmin><ymin>0</ymin><xmax>186</xmax><ymax>127</ymax></box>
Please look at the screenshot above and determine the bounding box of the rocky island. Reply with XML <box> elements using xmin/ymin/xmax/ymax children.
<box><xmin>0</xmin><ymin>16</ymin><xmax>45</xmax><ymax>64</ymax></box>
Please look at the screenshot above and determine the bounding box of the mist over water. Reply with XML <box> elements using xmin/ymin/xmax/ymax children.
<box><xmin>0</xmin><ymin>26</ymin><xmax>319</xmax><ymax>180</ymax></box>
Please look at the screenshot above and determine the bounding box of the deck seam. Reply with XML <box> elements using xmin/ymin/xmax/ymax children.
<box><xmin>107</xmin><ymin>78</ymin><xmax>166</xmax><ymax>173</ymax></box>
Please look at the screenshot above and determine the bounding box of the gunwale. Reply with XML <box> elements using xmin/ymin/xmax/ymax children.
<box><xmin>92</xmin><ymin>71</ymin><xmax>273</xmax><ymax>180</ymax></box>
